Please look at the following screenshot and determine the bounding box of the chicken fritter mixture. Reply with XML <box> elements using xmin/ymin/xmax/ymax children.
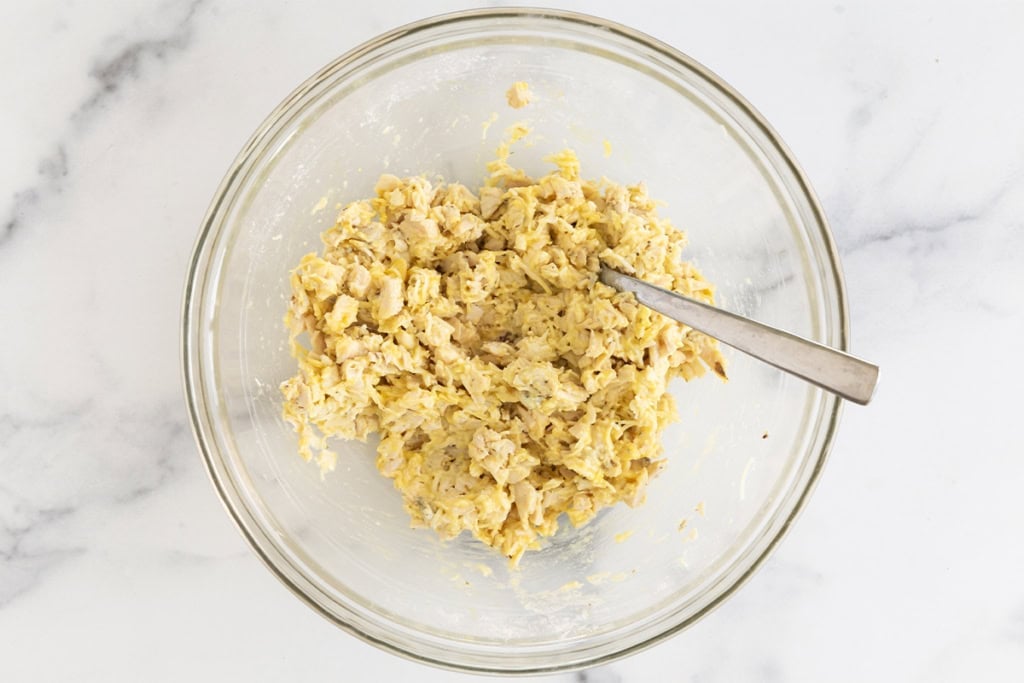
<box><xmin>281</xmin><ymin>141</ymin><xmax>725</xmax><ymax>564</ymax></box>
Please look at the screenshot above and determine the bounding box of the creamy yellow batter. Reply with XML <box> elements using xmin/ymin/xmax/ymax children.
<box><xmin>281</xmin><ymin>140</ymin><xmax>724</xmax><ymax>564</ymax></box>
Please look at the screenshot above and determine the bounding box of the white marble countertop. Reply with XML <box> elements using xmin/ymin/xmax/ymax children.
<box><xmin>2</xmin><ymin>1</ymin><xmax>1023</xmax><ymax>681</ymax></box>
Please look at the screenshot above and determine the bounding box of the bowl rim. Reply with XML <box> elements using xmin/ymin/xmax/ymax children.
<box><xmin>182</xmin><ymin>6</ymin><xmax>847</xmax><ymax>674</ymax></box>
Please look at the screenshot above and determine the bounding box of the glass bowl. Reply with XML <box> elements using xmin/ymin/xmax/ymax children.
<box><xmin>182</xmin><ymin>8</ymin><xmax>846</xmax><ymax>675</ymax></box>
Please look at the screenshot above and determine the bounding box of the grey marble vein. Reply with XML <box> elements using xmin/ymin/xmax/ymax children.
<box><xmin>113</xmin><ymin>415</ymin><xmax>190</xmax><ymax>504</ymax></box>
<box><xmin>836</xmin><ymin>172</ymin><xmax>1022</xmax><ymax>255</ymax></box>
<box><xmin>873</xmin><ymin>111</ymin><xmax>939</xmax><ymax>187</ymax></box>
<box><xmin>0</xmin><ymin>502</ymin><xmax>84</xmax><ymax>608</ymax></box>
<box><xmin>0</xmin><ymin>403</ymin><xmax>193</xmax><ymax>608</ymax></box>
<box><xmin>576</xmin><ymin>667</ymin><xmax>623</xmax><ymax>683</ymax></box>
<box><xmin>845</xmin><ymin>86</ymin><xmax>890</xmax><ymax>143</ymax></box>
<box><xmin>841</xmin><ymin>211</ymin><xmax>978</xmax><ymax>254</ymax></box>
<box><xmin>80</xmin><ymin>0</ymin><xmax>209</xmax><ymax>115</ymax></box>
<box><xmin>1</xmin><ymin>0</ymin><xmax>209</xmax><ymax>247</ymax></box>
<box><xmin>0</xmin><ymin>399</ymin><xmax>94</xmax><ymax>444</ymax></box>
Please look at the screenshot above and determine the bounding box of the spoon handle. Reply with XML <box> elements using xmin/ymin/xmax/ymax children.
<box><xmin>599</xmin><ymin>268</ymin><xmax>879</xmax><ymax>405</ymax></box>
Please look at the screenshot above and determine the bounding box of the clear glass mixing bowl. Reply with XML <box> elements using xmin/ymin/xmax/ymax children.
<box><xmin>182</xmin><ymin>8</ymin><xmax>846</xmax><ymax>674</ymax></box>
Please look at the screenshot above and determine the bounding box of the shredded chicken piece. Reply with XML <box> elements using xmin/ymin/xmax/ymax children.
<box><xmin>281</xmin><ymin>139</ymin><xmax>725</xmax><ymax>565</ymax></box>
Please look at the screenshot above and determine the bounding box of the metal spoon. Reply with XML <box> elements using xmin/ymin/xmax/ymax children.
<box><xmin>599</xmin><ymin>267</ymin><xmax>879</xmax><ymax>405</ymax></box>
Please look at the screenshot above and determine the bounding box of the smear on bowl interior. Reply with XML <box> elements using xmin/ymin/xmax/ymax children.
<box><xmin>280</xmin><ymin>98</ymin><xmax>725</xmax><ymax>565</ymax></box>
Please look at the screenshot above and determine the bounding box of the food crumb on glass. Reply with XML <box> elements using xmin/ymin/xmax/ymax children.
<box><xmin>310</xmin><ymin>196</ymin><xmax>328</xmax><ymax>214</ymax></box>
<box><xmin>505</xmin><ymin>80</ymin><xmax>532</xmax><ymax>109</ymax></box>
<box><xmin>739</xmin><ymin>457</ymin><xmax>755</xmax><ymax>501</ymax></box>
<box><xmin>481</xmin><ymin>112</ymin><xmax>498</xmax><ymax>139</ymax></box>
<box><xmin>468</xmin><ymin>562</ymin><xmax>493</xmax><ymax>577</ymax></box>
